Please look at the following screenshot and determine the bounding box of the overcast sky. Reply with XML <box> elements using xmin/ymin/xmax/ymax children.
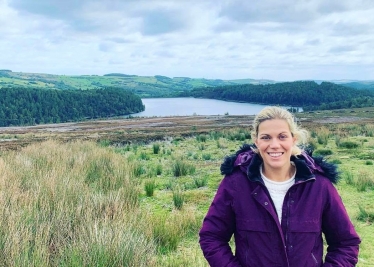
<box><xmin>1</xmin><ymin>0</ymin><xmax>374</xmax><ymax>81</ymax></box>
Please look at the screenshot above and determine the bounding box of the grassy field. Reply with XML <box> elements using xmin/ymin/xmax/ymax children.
<box><xmin>0</xmin><ymin>112</ymin><xmax>373</xmax><ymax>266</ymax></box>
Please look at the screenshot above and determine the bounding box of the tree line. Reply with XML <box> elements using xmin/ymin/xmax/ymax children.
<box><xmin>0</xmin><ymin>87</ymin><xmax>144</xmax><ymax>126</ymax></box>
<box><xmin>178</xmin><ymin>81</ymin><xmax>374</xmax><ymax>111</ymax></box>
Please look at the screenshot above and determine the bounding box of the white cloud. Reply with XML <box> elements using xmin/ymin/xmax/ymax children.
<box><xmin>0</xmin><ymin>0</ymin><xmax>374</xmax><ymax>80</ymax></box>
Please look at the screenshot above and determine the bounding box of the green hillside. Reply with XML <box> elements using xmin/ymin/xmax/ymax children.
<box><xmin>0</xmin><ymin>87</ymin><xmax>144</xmax><ymax>126</ymax></box>
<box><xmin>0</xmin><ymin>70</ymin><xmax>274</xmax><ymax>98</ymax></box>
<box><xmin>181</xmin><ymin>81</ymin><xmax>374</xmax><ymax>111</ymax></box>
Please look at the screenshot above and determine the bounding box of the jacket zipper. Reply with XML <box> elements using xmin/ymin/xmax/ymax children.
<box><xmin>285</xmin><ymin>192</ymin><xmax>290</xmax><ymax>247</ymax></box>
<box><xmin>284</xmin><ymin>178</ymin><xmax>315</xmax><ymax>250</ymax></box>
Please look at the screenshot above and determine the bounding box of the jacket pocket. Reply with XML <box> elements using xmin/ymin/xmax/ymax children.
<box><xmin>236</xmin><ymin>219</ymin><xmax>282</xmax><ymax>266</ymax></box>
<box><xmin>288</xmin><ymin>221</ymin><xmax>322</xmax><ymax>266</ymax></box>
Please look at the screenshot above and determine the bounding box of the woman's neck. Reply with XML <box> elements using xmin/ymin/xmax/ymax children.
<box><xmin>261</xmin><ymin>163</ymin><xmax>295</xmax><ymax>182</ymax></box>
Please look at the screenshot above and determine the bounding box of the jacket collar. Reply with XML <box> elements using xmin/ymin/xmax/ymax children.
<box><xmin>220</xmin><ymin>144</ymin><xmax>339</xmax><ymax>184</ymax></box>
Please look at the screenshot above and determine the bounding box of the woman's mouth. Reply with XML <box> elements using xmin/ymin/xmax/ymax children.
<box><xmin>267</xmin><ymin>152</ymin><xmax>284</xmax><ymax>157</ymax></box>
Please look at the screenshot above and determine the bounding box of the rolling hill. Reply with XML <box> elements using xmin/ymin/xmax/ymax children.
<box><xmin>0</xmin><ymin>70</ymin><xmax>274</xmax><ymax>98</ymax></box>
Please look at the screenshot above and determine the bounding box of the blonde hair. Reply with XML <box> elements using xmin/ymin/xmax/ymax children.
<box><xmin>251</xmin><ymin>106</ymin><xmax>309</xmax><ymax>156</ymax></box>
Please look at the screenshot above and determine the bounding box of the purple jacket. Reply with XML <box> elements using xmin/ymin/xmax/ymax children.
<box><xmin>199</xmin><ymin>144</ymin><xmax>360</xmax><ymax>267</ymax></box>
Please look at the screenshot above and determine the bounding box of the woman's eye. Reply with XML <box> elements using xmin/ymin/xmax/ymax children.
<box><xmin>261</xmin><ymin>136</ymin><xmax>270</xmax><ymax>140</ymax></box>
<box><xmin>279</xmin><ymin>135</ymin><xmax>287</xmax><ymax>140</ymax></box>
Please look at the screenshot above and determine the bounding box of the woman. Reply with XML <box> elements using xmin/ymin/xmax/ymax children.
<box><xmin>199</xmin><ymin>106</ymin><xmax>360</xmax><ymax>266</ymax></box>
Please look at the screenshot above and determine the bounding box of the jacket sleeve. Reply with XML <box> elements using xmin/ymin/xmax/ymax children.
<box><xmin>321</xmin><ymin>179</ymin><xmax>361</xmax><ymax>266</ymax></box>
<box><xmin>199</xmin><ymin>174</ymin><xmax>242</xmax><ymax>267</ymax></box>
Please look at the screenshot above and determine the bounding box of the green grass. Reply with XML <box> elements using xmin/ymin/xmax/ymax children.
<box><xmin>0</xmin><ymin>122</ymin><xmax>373</xmax><ymax>266</ymax></box>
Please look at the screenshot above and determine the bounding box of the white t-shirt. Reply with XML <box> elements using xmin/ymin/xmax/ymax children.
<box><xmin>260</xmin><ymin>164</ymin><xmax>296</xmax><ymax>223</ymax></box>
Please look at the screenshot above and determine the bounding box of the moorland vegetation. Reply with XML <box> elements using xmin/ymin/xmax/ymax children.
<box><xmin>0</xmin><ymin>112</ymin><xmax>373</xmax><ymax>266</ymax></box>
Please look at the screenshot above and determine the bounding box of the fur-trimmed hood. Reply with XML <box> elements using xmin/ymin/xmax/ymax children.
<box><xmin>220</xmin><ymin>144</ymin><xmax>339</xmax><ymax>184</ymax></box>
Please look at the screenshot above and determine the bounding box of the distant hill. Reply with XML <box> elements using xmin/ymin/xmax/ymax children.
<box><xmin>0</xmin><ymin>70</ymin><xmax>275</xmax><ymax>98</ymax></box>
<box><xmin>314</xmin><ymin>79</ymin><xmax>374</xmax><ymax>91</ymax></box>
<box><xmin>181</xmin><ymin>81</ymin><xmax>374</xmax><ymax>111</ymax></box>
<box><xmin>1</xmin><ymin>69</ymin><xmax>373</xmax><ymax>98</ymax></box>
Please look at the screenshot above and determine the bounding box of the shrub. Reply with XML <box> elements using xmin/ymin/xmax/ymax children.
<box><xmin>365</xmin><ymin>160</ymin><xmax>373</xmax><ymax>165</ymax></box>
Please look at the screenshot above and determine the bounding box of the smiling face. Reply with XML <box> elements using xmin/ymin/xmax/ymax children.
<box><xmin>255</xmin><ymin>119</ymin><xmax>296</xmax><ymax>173</ymax></box>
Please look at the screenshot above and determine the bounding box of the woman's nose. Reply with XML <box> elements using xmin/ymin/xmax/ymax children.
<box><xmin>269</xmin><ymin>138</ymin><xmax>280</xmax><ymax>147</ymax></box>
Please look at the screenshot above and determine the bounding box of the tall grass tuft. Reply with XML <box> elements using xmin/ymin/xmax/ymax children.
<box><xmin>153</xmin><ymin>143</ymin><xmax>160</xmax><ymax>154</ymax></box>
<box><xmin>193</xmin><ymin>176</ymin><xmax>208</xmax><ymax>188</ymax></box>
<box><xmin>139</xmin><ymin>151</ymin><xmax>150</xmax><ymax>160</ymax></box>
<box><xmin>150</xmin><ymin>215</ymin><xmax>180</xmax><ymax>254</ymax></box>
<box><xmin>202</xmin><ymin>153</ymin><xmax>211</xmax><ymax>160</ymax></box>
<box><xmin>0</xmin><ymin>140</ymin><xmax>155</xmax><ymax>266</ymax></box>
<box><xmin>145</xmin><ymin>179</ymin><xmax>156</xmax><ymax>197</ymax></box>
<box><xmin>339</xmin><ymin>141</ymin><xmax>359</xmax><ymax>149</ymax></box>
<box><xmin>172</xmin><ymin>188</ymin><xmax>185</xmax><ymax>210</ymax></box>
<box><xmin>357</xmin><ymin>206</ymin><xmax>374</xmax><ymax>223</ymax></box>
<box><xmin>334</xmin><ymin>135</ymin><xmax>341</xmax><ymax>148</ymax></box>
<box><xmin>316</xmin><ymin>127</ymin><xmax>330</xmax><ymax>146</ymax></box>
<box><xmin>196</xmin><ymin>134</ymin><xmax>207</xmax><ymax>142</ymax></box>
<box><xmin>155</xmin><ymin>164</ymin><xmax>163</xmax><ymax>175</ymax></box>
<box><xmin>171</xmin><ymin>159</ymin><xmax>195</xmax><ymax>177</ymax></box>
<box><xmin>356</xmin><ymin>171</ymin><xmax>374</xmax><ymax>192</ymax></box>
<box><xmin>343</xmin><ymin>171</ymin><xmax>355</xmax><ymax>185</ymax></box>
<box><xmin>313</xmin><ymin>149</ymin><xmax>333</xmax><ymax>156</ymax></box>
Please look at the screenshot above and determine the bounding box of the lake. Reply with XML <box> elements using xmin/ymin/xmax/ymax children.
<box><xmin>131</xmin><ymin>98</ymin><xmax>277</xmax><ymax>117</ymax></box>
